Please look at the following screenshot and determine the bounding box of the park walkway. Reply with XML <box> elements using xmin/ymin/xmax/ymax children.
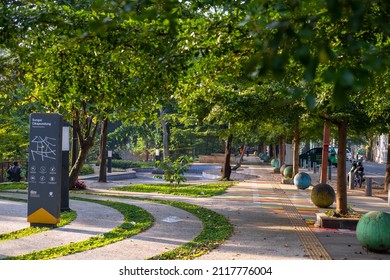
<box><xmin>1</xmin><ymin>156</ymin><xmax>390</xmax><ymax>260</ymax></box>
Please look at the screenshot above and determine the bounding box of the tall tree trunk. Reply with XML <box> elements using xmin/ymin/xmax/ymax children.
<box><xmin>69</xmin><ymin>141</ymin><xmax>93</xmax><ymax>188</ymax></box>
<box><xmin>292</xmin><ymin>127</ymin><xmax>300</xmax><ymax>177</ymax></box>
<box><xmin>71</xmin><ymin>120</ymin><xmax>78</xmax><ymax>168</ymax></box>
<box><xmin>221</xmin><ymin>134</ymin><xmax>233</xmax><ymax>180</ymax></box>
<box><xmin>279</xmin><ymin>136</ymin><xmax>285</xmax><ymax>166</ymax></box>
<box><xmin>98</xmin><ymin>118</ymin><xmax>108</xmax><ymax>182</ymax></box>
<box><xmin>384</xmin><ymin>132</ymin><xmax>390</xmax><ymax>193</ymax></box>
<box><xmin>336</xmin><ymin>121</ymin><xmax>348</xmax><ymax>215</ymax></box>
<box><xmin>68</xmin><ymin>112</ymin><xmax>99</xmax><ymax>189</ymax></box>
<box><xmin>272</xmin><ymin>144</ymin><xmax>277</xmax><ymax>160</ymax></box>
<box><xmin>366</xmin><ymin>137</ymin><xmax>374</xmax><ymax>161</ymax></box>
<box><xmin>145</xmin><ymin>142</ymin><xmax>150</xmax><ymax>161</ymax></box>
<box><xmin>160</xmin><ymin>107</ymin><xmax>169</xmax><ymax>161</ymax></box>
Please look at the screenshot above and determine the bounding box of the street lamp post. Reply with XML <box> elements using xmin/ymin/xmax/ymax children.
<box><xmin>61</xmin><ymin>122</ymin><xmax>71</xmax><ymax>212</ymax></box>
<box><xmin>107</xmin><ymin>150</ymin><xmax>112</xmax><ymax>173</ymax></box>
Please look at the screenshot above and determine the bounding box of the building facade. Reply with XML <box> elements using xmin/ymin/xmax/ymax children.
<box><xmin>375</xmin><ymin>134</ymin><xmax>388</xmax><ymax>164</ymax></box>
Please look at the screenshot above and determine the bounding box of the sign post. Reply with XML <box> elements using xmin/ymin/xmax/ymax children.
<box><xmin>61</xmin><ymin>121</ymin><xmax>71</xmax><ymax>212</ymax></box>
<box><xmin>27</xmin><ymin>113</ymin><xmax>63</xmax><ymax>227</ymax></box>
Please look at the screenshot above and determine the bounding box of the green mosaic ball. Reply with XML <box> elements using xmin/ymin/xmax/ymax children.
<box><xmin>356</xmin><ymin>211</ymin><xmax>390</xmax><ymax>252</ymax></box>
<box><xmin>310</xmin><ymin>183</ymin><xmax>335</xmax><ymax>208</ymax></box>
<box><xmin>283</xmin><ymin>166</ymin><xmax>293</xmax><ymax>179</ymax></box>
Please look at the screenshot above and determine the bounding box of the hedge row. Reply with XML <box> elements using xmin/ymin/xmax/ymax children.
<box><xmin>90</xmin><ymin>160</ymin><xmax>156</xmax><ymax>170</ymax></box>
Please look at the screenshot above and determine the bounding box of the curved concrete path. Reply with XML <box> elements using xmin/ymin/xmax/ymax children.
<box><xmin>59</xmin><ymin>196</ymin><xmax>202</xmax><ymax>260</ymax></box>
<box><xmin>0</xmin><ymin>194</ymin><xmax>123</xmax><ymax>259</ymax></box>
<box><xmin>90</xmin><ymin>182</ymin><xmax>311</xmax><ymax>260</ymax></box>
<box><xmin>0</xmin><ymin>193</ymin><xmax>202</xmax><ymax>260</ymax></box>
<box><xmin>0</xmin><ymin>199</ymin><xmax>30</xmax><ymax>234</ymax></box>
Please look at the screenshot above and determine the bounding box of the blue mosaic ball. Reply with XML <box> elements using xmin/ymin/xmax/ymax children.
<box><xmin>293</xmin><ymin>172</ymin><xmax>312</xmax><ymax>190</ymax></box>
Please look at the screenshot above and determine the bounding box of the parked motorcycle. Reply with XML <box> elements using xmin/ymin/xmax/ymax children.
<box><xmin>348</xmin><ymin>160</ymin><xmax>365</xmax><ymax>188</ymax></box>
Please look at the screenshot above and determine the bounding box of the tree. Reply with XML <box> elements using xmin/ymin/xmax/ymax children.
<box><xmin>0</xmin><ymin>50</ymin><xmax>31</xmax><ymax>161</ymax></box>
<box><xmin>98</xmin><ymin>118</ymin><xmax>108</xmax><ymax>182</ymax></box>
<box><xmin>242</xmin><ymin>0</ymin><xmax>390</xmax><ymax>215</ymax></box>
<box><xmin>175</xmin><ymin>7</ymin><xmax>260</xmax><ymax>179</ymax></box>
<box><xmin>363</xmin><ymin>70</ymin><xmax>390</xmax><ymax>194</ymax></box>
<box><xmin>1</xmin><ymin>1</ymin><xmax>181</xmax><ymax>187</ymax></box>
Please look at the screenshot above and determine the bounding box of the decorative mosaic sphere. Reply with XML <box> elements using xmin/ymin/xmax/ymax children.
<box><xmin>280</xmin><ymin>164</ymin><xmax>286</xmax><ymax>175</ymax></box>
<box><xmin>283</xmin><ymin>166</ymin><xmax>293</xmax><ymax>179</ymax></box>
<box><xmin>293</xmin><ymin>172</ymin><xmax>312</xmax><ymax>190</ymax></box>
<box><xmin>356</xmin><ymin>211</ymin><xmax>390</xmax><ymax>252</ymax></box>
<box><xmin>310</xmin><ymin>183</ymin><xmax>335</xmax><ymax>208</ymax></box>
<box><xmin>261</xmin><ymin>154</ymin><xmax>270</xmax><ymax>162</ymax></box>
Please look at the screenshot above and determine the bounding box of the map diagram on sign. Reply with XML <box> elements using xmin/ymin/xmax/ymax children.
<box><xmin>31</xmin><ymin>136</ymin><xmax>57</xmax><ymax>161</ymax></box>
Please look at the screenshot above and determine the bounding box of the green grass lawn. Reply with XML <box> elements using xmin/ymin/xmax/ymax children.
<box><xmin>0</xmin><ymin>182</ymin><xmax>28</xmax><ymax>191</ymax></box>
<box><xmin>0</xmin><ymin>181</ymin><xmax>237</xmax><ymax>197</ymax></box>
<box><xmin>111</xmin><ymin>181</ymin><xmax>237</xmax><ymax>197</ymax></box>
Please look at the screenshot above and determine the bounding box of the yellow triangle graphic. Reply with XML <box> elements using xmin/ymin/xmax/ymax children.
<box><xmin>27</xmin><ymin>208</ymin><xmax>60</xmax><ymax>225</ymax></box>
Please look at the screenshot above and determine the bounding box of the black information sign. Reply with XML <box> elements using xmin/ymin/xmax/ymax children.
<box><xmin>27</xmin><ymin>113</ymin><xmax>63</xmax><ymax>226</ymax></box>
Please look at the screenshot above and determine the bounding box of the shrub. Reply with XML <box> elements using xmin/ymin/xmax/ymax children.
<box><xmin>70</xmin><ymin>180</ymin><xmax>87</xmax><ymax>190</ymax></box>
<box><xmin>91</xmin><ymin>160</ymin><xmax>155</xmax><ymax>170</ymax></box>
<box><xmin>79</xmin><ymin>164</ymin><xmax>95</xmax><ymax>176</ymax></box>
<box><xmin>155</xmin><ymin>156</ymin><xmax>192</xmax><ymax>185</ymax></box>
